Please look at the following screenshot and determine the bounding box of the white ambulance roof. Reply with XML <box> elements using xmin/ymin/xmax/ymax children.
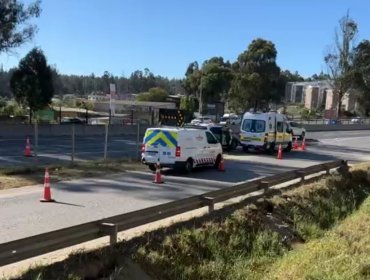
<box><xmin>242</xmin><ymin>112</ymin><xmax>284</xmax><ymax>120</ymax></box>
<box><xmin>146</xmin><ymin>127</ymin><xmax>205</xmax><ymax>132</ymax></box>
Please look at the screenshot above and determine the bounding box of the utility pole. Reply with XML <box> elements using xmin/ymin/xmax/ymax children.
<box><xmin>199</xmin><ymin>75</ymin><xmax>203</xmax><ymax>115</ymax></box>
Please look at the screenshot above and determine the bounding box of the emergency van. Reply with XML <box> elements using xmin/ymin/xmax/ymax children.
<box><xmin>141</xmin><ymin>127</ymin><xmax>223</xmax><ymax>173</ymax></box>
<box><xmin>239</xmin><ymin>111</ymin><xmax>292</xmax><ymax>153</ymax></box>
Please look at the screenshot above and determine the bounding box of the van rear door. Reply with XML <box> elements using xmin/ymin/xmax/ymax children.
<box><xmin>143</xmin><ymin>129</ymin><xmax>178</xmax><ymax>164</ymax></box>
<box><xmin>204</xmin><ymin>131</ymin><xmax>219</xmax><ymax>165</ymax></box>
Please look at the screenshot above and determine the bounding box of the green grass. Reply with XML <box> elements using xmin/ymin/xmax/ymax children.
<box><xmin>135</xmin><ymin>168</ymin><xmax>370</xmax><ymax>280</ymax></box>
<box><xmin>136</xmin><ymin>220</ymin><xmax>286</xmax><ymax>280</ymax></box>
<box><xmin>271</xmin><ymin>171</ymin><xmax>370</xmax><ymax>241</ymax></box>
<box><xmin>267</xmin><ymin>195</ymin><xmax>370</xmax><ymax>280</ymax></box>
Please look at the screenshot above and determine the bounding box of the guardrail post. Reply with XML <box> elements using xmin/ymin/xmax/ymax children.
<box><xmin>100</xmin><ymin>223</ymin><xmax>118</xmax><ymax>246</ymax></box>
<box><xmin>324</xmin><ymin>166</ymin><xmax>331</xmax><ymax>175</ymax></box>
<box><xmin>337</xmin><ymin>160</ymin><xmax>350</xmax><ymax>177</ymax></box>
<box><xmin>295</xmin><ymin>170</ymin><xmax>306</xmax><ymax>185</ymax></box>
<box><xmin>259</xmin><ymin>181</ymin><xmax>269</xmax><ymax>192</ymax></box>
<box><xmin>201</xmin><ymin>196</ymin><xmax>215</xmax><ymax>213</ymax></box>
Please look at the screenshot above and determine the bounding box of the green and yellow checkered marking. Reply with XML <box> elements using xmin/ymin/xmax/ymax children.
<box><xmin>144</xmin><ymin>130</ymin><xmax>178</xmax><ymax>148</ymax></box>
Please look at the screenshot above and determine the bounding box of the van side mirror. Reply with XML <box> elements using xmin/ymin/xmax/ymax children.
<box><xmin>286</xmin><ymin>127</ymin><xmax>292</xmax><ymax>133</ymax></box>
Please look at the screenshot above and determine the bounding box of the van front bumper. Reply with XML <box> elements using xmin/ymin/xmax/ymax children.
<box><xmin>241</xmin><ymin>142</ymin><xmax>268</xmax><ymax>151</ymax></box>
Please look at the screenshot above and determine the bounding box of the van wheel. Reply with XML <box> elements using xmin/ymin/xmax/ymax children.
<box><xmin>231</xmin><ymin>139</ymin><xmax>238</xmax><ymax>150</ymax></box>
<box><xmin>214</xmin><ymin>154</ymin><xmax>222</xmax><ymax>169</ymax></box>
<box><xmin>184</xmin><ymin>159</ymin><xmax>193</xmax><ymax>174</ymax></box>
<box><xmin>242</xmin><ymin>146</ymin><xmax>249</xmax><ymax>153</ymax></box>
<box><xmin>284</xmin><ymin>142</ymin><xmax>292</xmax><ymax>152</ymax></box>
<box><xmin>148</xmin><ymin>164</ymin><xmax>156</xmax><ymax>172</ymax></box>
<box><xmin>267</xmin><ymin>143</ymin><xmax>275</xmax><ymax>155</ymax></box>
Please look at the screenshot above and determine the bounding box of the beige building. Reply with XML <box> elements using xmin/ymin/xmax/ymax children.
<box><xmin>324</xmin><ymin>89</ymin><xmax>338</xmax><ymax>118</ymax></box>
<box><xmin>304</xmin><ymin>86</ymin><xmax>320</xmax><ymax>109</ymax></box>
<box><xmin>285</xmin><ymin>80</ymin><xmax>331</xmax><ymax>105</ymax></box>
<box><xmin>325</xmin><ymin>90</ymin><xmax>358</xmax><ymax>112</ymax></box>
<box><xmin>325</xmin><ymin>89</ymin><xmax>338</xmax><ymax>111</ymax></box>
<box><xmin>342</xmin><ymin>92</ymin><xmax>357</xmax><ymax>112</ymax></box>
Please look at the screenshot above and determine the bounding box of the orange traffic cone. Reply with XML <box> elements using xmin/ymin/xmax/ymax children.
<box><xmin>301</xmin><ymin>137</ymin><xmax>306</xmax><ymax>151</ymax></box>
<box><xmin>153</xmin><ymin>161</ymin><xmax>163</xmax><ymax>184</ymax></box>
<box><xmin>40</xmin><ymin>168</ymin><xmax>55</xmax><ymax>202</ymax></box>
<box><xmin>277</xmin><ymin>144</ymin><xmax>283</xmax><ymax>160</ymax></box>
<box><xmin>218</xmin><ymin>156</ymin><xmax>225</xmax><ymax>172</ymax></box>
<box><xmin>24</xmin><ymin>137</ymin><xmax>32</xmax><ymax>157</ymax></box>
<box><xmin>293</xmin><ymin>137</ymin><xmax>299</xmax><ymax>150</ymax></box>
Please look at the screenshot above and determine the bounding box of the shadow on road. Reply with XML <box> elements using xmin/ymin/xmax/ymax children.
<box><xmin>53</xmin><ymin>201</ymin><xmax>85</xmax><ymax>207</ymax></box>
<box><xmin>54</xmin><ymin>158</ymin><xmax>301</xmax><ymax>202</ymax></box>
<box><xmin>227</xmin><ymin>146</ymin><xmax>338</xmax><ymax>162</ymax></box>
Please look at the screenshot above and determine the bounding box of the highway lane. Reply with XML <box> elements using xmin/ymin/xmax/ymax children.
<box><xmin>0</xmin><ymin>130</ymin><xmax>369</xmax><ymax>244</ymax></box>
<box><xmin>1</xmin><ymin>130</ymin><xmax>370</xmax><ymax>168</ymax></box>
<box><xmin>0</xmin><ymin>156</ymin><xmax>319</xmax><ymax>244</ymax></box>
<box><xmin>0</xmin><ymin>172</ymin><xmax>237</xmax><ymax>243</ymax></box>
<box><xmin>0</xmin><ymin>135</ymin><xmax>140</xmax><ymax>167</ymax></box>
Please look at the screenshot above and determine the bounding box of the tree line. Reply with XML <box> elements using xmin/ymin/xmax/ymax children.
<box><xmin>0</xmin><ymin>67</ymin><xmax>185</xmax><ymax>98</ymax></box>
<box><xmin>182</xmin><ymin>40</ymin><xmax>305</xmax><ymax>114</ymax></box>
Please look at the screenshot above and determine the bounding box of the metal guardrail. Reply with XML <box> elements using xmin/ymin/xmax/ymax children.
<box><xmin>0</xmin><ymin>160</ymin><xmax>346</xmax><ymax>267</ymax></box>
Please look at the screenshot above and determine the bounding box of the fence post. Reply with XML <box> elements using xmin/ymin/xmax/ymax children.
<box><xmin>71</xmin><ymin>124</ymin><xmax>75</xmax><ymax>163</ymax></box>
<box><xmin>136</xmin><ymin>122</ymin><xmax>140</xmax><ymax>160</ymax></box>
<box><xmin>104</xmin><ymin>123</ymin><xmax>109</xmax><ymax>161</ymax></box>
<box><xmin>34</xmin><ymin>121</ymin><xmax>38</xmax><ymax>159</ymax></box>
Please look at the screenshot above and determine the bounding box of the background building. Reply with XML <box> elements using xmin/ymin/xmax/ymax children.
<box><xmin>286</xmin><ymin>80</ymin><xmax>358</xmax><ymax>115</ymax></box>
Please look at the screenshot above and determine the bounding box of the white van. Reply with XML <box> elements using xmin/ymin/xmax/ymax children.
<box><xmin>190</xmin><ymin>116</ymin><xmax>213</xmax><ymax>125</ymax></box>
<box><xmin>220</xmin><ymin>114</ymin><xmax>241</xmax><ymax>125</ymax></box>
<box><xmin>141</xmin><ymin>127</ymin><xmax>223</xmax><ymax>173</ymax></box>
<box><xmin>239</xmin><ymin>112</ymin><xmax>292</xmax><ymax>153</ymax></box>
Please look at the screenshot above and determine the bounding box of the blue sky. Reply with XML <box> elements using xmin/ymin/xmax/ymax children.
<box><xmin>1</xmin><ymin>0</ymin><xmax>369</xmax><ymax>78</ymax></box>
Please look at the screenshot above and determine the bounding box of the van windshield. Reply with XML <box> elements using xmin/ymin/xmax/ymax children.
<box><xmin>242</xmin><ymin>119</ymin><xmax>265</xmax><ymax>133</ymax></box>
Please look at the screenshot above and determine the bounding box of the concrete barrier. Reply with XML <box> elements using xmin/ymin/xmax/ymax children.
<box><xmin>304</xmin><ymin>124</ymin><xmax>370</xmax><ymax>132</ymax></box>
<box><xmin>228</xmin><ymin>123</ymin><xmax>370</xmax><ymax>133</ymax></box>
<box><xmin>0</xmin><ymin>124</ymin><xmax>150</xmax><ymax>138</ymax></box>
<box><xmin>1</xmin><ymin>123</ymin><xmax>369</xmax><ymax>138</ymax></box>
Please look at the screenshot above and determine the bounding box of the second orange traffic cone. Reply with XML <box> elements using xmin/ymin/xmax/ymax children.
<box><xmin>301</xmin><ymin>137</ymin><xmax>306</xmax><ymax>151</ymax></box>
<box><xmin>24</xmin><ymin>137</ymin><xmax>32</xmax><ymax>157</ymax></box>
<box><xmin>293</xmin><ymin>137</ymin><xmax>298</xmax><ymax>150</ymax></box>
<box><xmin>218</xmin><ymin>156</ymin><xmax>225</xmax><ymax>172</ymax></box>
<box><xmin>153</xmin><ymin>160</ymin><xmax>163</xmax><ymax>184</ymax></box>
<box><xmin>40</xmin><ymin>168</ymin><xmax>55</xmax><ymax>202</ymax></box>
<box><xmin>277</xmin><ymin>144</ymin><xmax>283</xmax><ymax>160</ymax></box>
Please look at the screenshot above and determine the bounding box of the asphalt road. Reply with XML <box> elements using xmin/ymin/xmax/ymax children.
<box><xmin>1</xmin><ymin>130</ymin><xmax>370</xmax><ymax>168</ymax></box>
<box><xmin>0</xmin><ymin>135</ymin><xmax>140</xmax><ymax>167</ymax></box>
<box><xmin>0</xmin><ymin>130</ymin><xmax>370</xmax><ymax>244</ymax></box>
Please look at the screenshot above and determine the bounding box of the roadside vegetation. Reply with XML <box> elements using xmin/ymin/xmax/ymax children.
<box><xmin>135</xmin><ymin>165</ymin><xmax>370</xmax><ymax>280</ymax></box>
<box><xmin>0</xmin><ymin>159</ymin><xmax>145</xmax><ymax>190</ymax></box>
<box><xmin>269</xmin><ymin>196</ymin><xmax>370</xmax><ymax>280</ymax></box>
<box><xmin>7</xmin><ymin>162</ymin><xmax>370</xmax><ymax>280</ymax></box>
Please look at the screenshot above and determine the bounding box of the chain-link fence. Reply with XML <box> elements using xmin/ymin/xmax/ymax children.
<box><xmin>0</xmin><ymin>123</ymin><xmax>148</xmax><ymax>168</ymax></box>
